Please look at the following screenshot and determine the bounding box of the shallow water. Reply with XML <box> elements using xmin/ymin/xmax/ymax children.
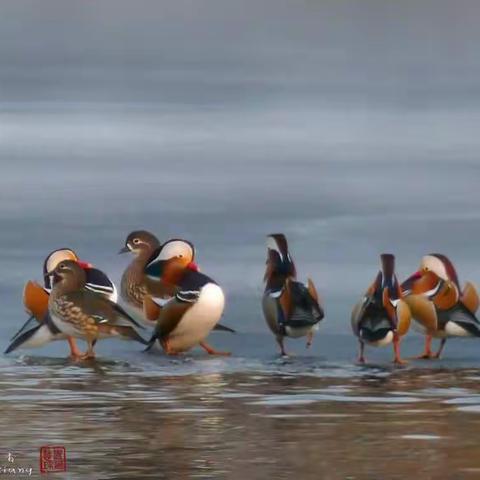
<box><xmin>1</xmin><ymin>333</ymin><xmax>480</xmax><ymax>479</ymax></box>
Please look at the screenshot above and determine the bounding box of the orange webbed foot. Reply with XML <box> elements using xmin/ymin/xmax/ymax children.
<box><xmin>200</xmin><ymin>341</ymin><xmax>231</xmax><ymax>356</ymax></box>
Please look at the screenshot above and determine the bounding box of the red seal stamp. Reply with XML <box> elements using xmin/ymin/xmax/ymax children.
<box><xmin>39</xmin><ymin>446</ymin><xmax>66</xmax><ymax>474</ymax></box>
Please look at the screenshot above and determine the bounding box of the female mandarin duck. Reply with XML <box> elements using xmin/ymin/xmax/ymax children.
<box><xmin>119</xmin><ymin>230</ymin><xmax>176</xmax><ymax>325</ymax></box>
<box><xmin>262</xmin><ymin>233</ymin><xmax>324</xmax><ymax>356</ymax></box>
<box><xmin>401</xmin><ymin>254</ymin><xmax>480</xmax><ymax>359</ymax></box>
<box><xmin>351</xmin><ymin>254</ymin><xmax>411</xmax><ymax>364</ymax></box>
<box><xmin>6</xmin><ymin>248</ymin><xmax>117</xmax><ymax>358</ymax></box>
<box><xmin>47</xmin><ymin>260</ymin><xmax>147</xmax><ymax>359</ymax></box>
<box><xmin>144</xmin><ymin>239</ymin><xmax>229</xmax><ymax>355</ymax></box>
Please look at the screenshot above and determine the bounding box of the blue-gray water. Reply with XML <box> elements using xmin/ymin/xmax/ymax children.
<box><xmin>3</xmin><ymin>0</ymin><xmax>480</xmax><ymax>477</ymax></box>
<box><xmin>1</xmin><ymin>335</ymin><xmax>480</xmax><ymax>479</ymax></box>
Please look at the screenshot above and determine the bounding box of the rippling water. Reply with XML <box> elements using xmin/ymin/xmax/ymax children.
<box><xmin>0</xmin><ymin>333</ymin><xmax>479</xmax><ymax>479</ymax></box>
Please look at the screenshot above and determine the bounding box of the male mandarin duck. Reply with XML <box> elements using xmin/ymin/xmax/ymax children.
<box><xmin>46</xmin><ymin>260</ymin><xmax>147</xmax><ymax>359</ymax></box>
<box><xmin>262</xmin><ymin>233</ymin><xmax>324</xmax><ymax>356</ymax></box>
<box><xmin>119</xmin><ymin>230</ymin><xmax>234</xmax><ymax>334</ymax></box>
<box><xmin>144</xmin><ymin>239</ymin><xmax>229</xmax><ymax>355</ymax></box>
<box><xmin>6</xmin><ymin>248</ymin><xmax>117</xmax><ymax>357</ymax></box>
<box><xmin>351</xmin><ymin>254</ymin><xmax>411</xmax><ymax>364</ymax></box>
<box><xmin>401</xmin><ymin>254</ymin><xmax>480</xmax><ymax>359</ymax></box>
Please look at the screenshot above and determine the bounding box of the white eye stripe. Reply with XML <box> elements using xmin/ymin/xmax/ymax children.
<box><xmin>266</xmin><ymin>237</ymin><xmax>283</xmax><ymax>260</ymax></box>
<box><xmin>130</xmin><ymin>239</ymin><xmax>148</xmax><ymax>247</ymax></box>
<box><xmin>421</xmin><ymin>255</ymin><xmax>449</xmax><ymax>281</ymax></box>
<box><xmin>157</xmin><ymin>240</ymin><xmax>193</xmax><ymax>261</ymax></box>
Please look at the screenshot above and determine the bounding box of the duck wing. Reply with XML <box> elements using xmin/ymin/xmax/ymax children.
<box><xmin>158</xmin><ymin>297</ymin><xmax>194</xmax><ymax>336</ymax></box>
<box><xmin>437</xmin><ymin>303</ymin><xmax>480</xmax><ymax>336</ymax></box>
<box><xmin>145</xmin><ymin>292</ymin><xmax>198</xmax><ymax>349</ymax></box>
<box><xmin>354</xmin><ymin>300</ymin><xmax>392</xmax><ymax>342</ymax></box>
<box><xmin>403</xmin><ymin>294</ymin><xmax>439</xmax><ymax>333</ymax></box>
<box><xmin>84</xmin><ymin>268</ymin><xmax>118</xmax><ymax>302</ymax></box>
<box><xmin>285</xmin><ymin>280</ymin><xmax>324</xmax><ymax>328</ymax></box>
<box><xmin>23</xmin><ymin>280</ymin><xmax>49</xmax><ymax>321</ymax></box>
<box><xmin>58</xmin><ymin>291</ymin><xmax>145</xmax><ymax>331</ymax></box>
<box><xmin>461</xmin><ymin>282</ymin><xmax>479</xmax><ymax>314</ymax></box>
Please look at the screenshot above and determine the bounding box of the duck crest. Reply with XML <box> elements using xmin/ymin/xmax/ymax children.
<box><xmin>264</xmin><ymin>233</ymin><xmax>297</xmax><ymax>293</ymax></box>
<box><xmin>430</xmin><ymin>253</ymin><xmax>460</xmax><ymax>289</ymax></box>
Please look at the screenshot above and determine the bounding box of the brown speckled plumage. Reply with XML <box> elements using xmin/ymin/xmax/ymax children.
<box><xmin>120</xmin><ymin>232</ymin><xmax>174</xmax><ymax>312</ymax></box>
<box><xmin>48</xmin><ymin>260</ymin><xmax>147</xmax><ymax>358</ymax></box>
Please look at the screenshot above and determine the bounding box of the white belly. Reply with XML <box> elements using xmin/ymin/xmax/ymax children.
<box><xmin>285</xmin><ymin>325</ymin><xmax>314</xmax><ymax>338</ymax></box>
<box><xmin>168</xmin><ymin>284</ymin><xmax>225</xmax><ymax>352</ymax></box>
<box><xmin>50</xmin><ymin>312</ymin><xmax>82</xmax><ymax>338</ymax></box>
<box><xmin>22</xmin><ymin>324</ymin><xmax>65</xmax><ymax>349</ymax></box>
<box><xmin>444</xmin><ymin>321</ymin><xmax>472</xmax><ymax>337</ymax></box>
<box><xmin>367</xmin><ymin>331</ymin><xmax>394</xmax><ymax>347</ymax></box>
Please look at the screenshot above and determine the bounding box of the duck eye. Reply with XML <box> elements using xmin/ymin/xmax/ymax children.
<box><xmin>133</xmin><ymin>239</ymin><xmax>140</xmax><ymax>245</ymax></box>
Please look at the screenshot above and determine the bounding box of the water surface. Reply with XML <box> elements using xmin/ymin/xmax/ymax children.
<box><xmin>1</xmin><ymin>333</ymin><xmax>480</xmax><ymax>479</ymax></box>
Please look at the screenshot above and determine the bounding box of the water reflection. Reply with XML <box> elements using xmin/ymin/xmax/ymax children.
<box><xmin>0</xmin><ymin>356</ymin><xmax>479</xmax><ymax>479</ymax></box>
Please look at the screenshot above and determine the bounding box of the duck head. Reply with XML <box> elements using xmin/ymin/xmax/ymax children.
<box><xmin>402</xmin><ymin>253</ymin><xmax>460</xmax><ymax>294</ymax></box>
<box><xmin>119</xmin><ymin>230</ymin><xmax>161</xmax><ymax>257</ymax></box>
<box><xmin>145</xmin><ymin>239</ymin><xmax>197</xmax><ymax>284</ymax></box>
<box><xmin>47</xmin><ymin>260</ymin><xmax>87</xmax><ymax>292</ymax></box>
<box><xmin>380</xmin><ymin>253</ymin><xmax>395</xmax><ymax>279</ymax></box>
<box><xmin>264</xmin><ymin>233</ymin><xmax>296</xmax><ymax>287</ymax></box>
<box><xmin>43</xmin><ymin>248</ymin><xmax>92</xmax><ymax>290</ymax></box>
<box><xmin>378</xmin><ymin>253</ymin><xmax>398</xmax><ymax>297</ymax></box>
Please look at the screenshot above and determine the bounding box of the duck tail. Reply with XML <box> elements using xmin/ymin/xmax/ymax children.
<box><xmin>213</xmin><ymin>323</ymin><xmax>236</xmax><ymax>333</ymax></box>
<box><xmin>5</xmin><ymin>323</ymin><xmax>52</xmax><ymax>354</ymax></box>
<box><xmin>112</xmin><ymin>326</ymin><xmax>149</xmax><ymax>345</ymax></box>
<box><xmin>144</xmin><ymin>332</ymin><xmax>159</xmax><ymax>352</ymax></box>
<box><xmin>10</xmin><ymin>315</ymin><xmax>36</xmax><ymax>341</ymax></box>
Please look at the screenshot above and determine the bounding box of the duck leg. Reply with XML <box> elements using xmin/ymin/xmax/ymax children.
<box><xmin>160</xmin><ymin>338</ymin><xmax>179</xmax><ymax>355</ymax></box>
<box><xmin>416</xmin><ymin>335</ymin><xmax>434</xmax><ymax>359</ymax></box>
<box><xmin>80</xmin><ymin>338</ymin><xmax>96</xmax><ymax>360</ymax></box>
<box><xmin>67</xmin><ymin>336</ymin><xmax>84</xmax><ymax>359</ymax></box>
<box><xmin>305</xmin><ymin>330</ymin><xmax>313</xmax><ymax>348</ymax></box>
<box><xmin>199</xmin><ymin>341</ymin><xmax>231</xmax><ymax>356</ymax></box>
<box><xmin>434</xmin><ymin>339</ymin><xmax>447</xmax><ymax>359</ymax></box>
<box><xmin>276</xmin><ymin>335</ymin><xmax>288</xmax><ymax>356</ymax></box>
<box><xmin>393</xmin><ymin>334</ymin><xmax>407</xmax><ymax>365</ymax></box>
<box><xmin>306</xmin><ymin>331</ymin><xmax>314</xmax><ymax>349</ymax></box>
<box><xmin>357</xmin><ymin>341</ymin><xmax>366</xmax><ymax>364</ymax></box>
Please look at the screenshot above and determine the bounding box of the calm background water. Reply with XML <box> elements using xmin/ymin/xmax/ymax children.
<box><xmin>2</xmin><ymin>0</ymin><xmax>480</xmax><ymax>478</ymax></box>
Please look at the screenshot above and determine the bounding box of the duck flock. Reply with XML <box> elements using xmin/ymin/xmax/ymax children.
<box><xmin>5</xmin><ymin>231</ymin><xmax>480</xmax><ymax>364</ymax></box>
